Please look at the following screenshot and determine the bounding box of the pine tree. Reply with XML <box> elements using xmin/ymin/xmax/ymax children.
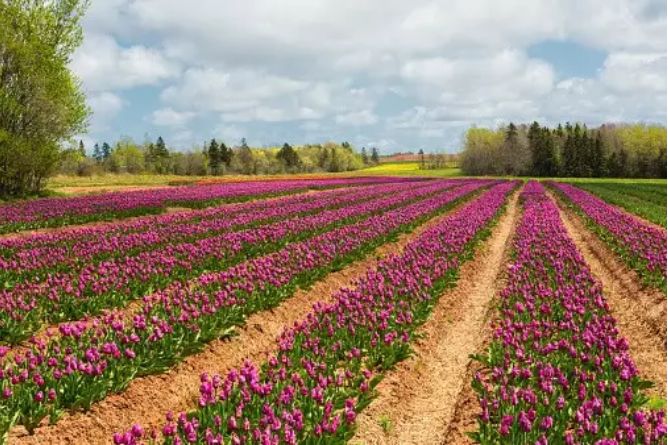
<box><xmin>592</xmin><ymin>132</ymin><xmax>604</xmax><ymax>177</ymax></box>
<box><xmin>93</xmin><ymin>143</ymin><xmax>102</xmax><ymax>163</ymax></box>
<box><xmin>418</xmin><ymin>149</ymin><xmax>425</xmax><ymax>169</ymax></box>
<box><xmin>655</xmin><ymin>150</ymin><xmax>667</xmax><ymax>179</ymax></box>
<box><xmin>528</xmin><ymin>121</ymin><xmax>542</xmax><ymax>175</ymax></box>
<box><xmin>277</xmin><ymin>143</ymin><xmax>300</xmax><ymax>169</ymax></box>
<box><xmin>619</xmin><ymin>149</ymin><xmax>629</xmax><ymax>177</ymax></box>
<box><xmin>561</xmin><ymin>127</ymin><xmax>576</xmax><ymax>177</ymax></box>
<box><xmin>371</xmin><ymin>147</ymin><xmax>379</xmax><ymax>164</ymax></box>
<box><xmin>102</xmin><ymin>142</ymin><xmax>112</xmax><ymax>160</ymax></box>
<box><xmin>78</xmin><ymin>140</ymin><xmax>86</xmax><ymax>157</ymax></box>
<box><xmin>155</xmin><ymin>137</ymin><xmax>168</xmax><ymax>158</ymax></box>
<box><xmin>531</xmin><ymin>127</ymin><xmax>558</xmax><ymax>177</ymax></box>
<box><xmin>606</xmin><ymin>151</ymin><xmax>620</xmax><ymax>177</ymax></box>
<box><xmin>543</xmin><ymin>128</ymin><xmax>559</xmax><ymax>176</ymax></box>
<box><xmin>208</xmin><ymin>138</ymin><xmax>221</xmax><ymax>175</ymax></box>
<box><xmin>361</xmin><ymin>147</ymin><xmax>369</xmax><ymax>165</ymax></box>
<box><xmin>219</xmin><ymin>142</ymin><xmax>232</xmax><ymax>167</ymax></box>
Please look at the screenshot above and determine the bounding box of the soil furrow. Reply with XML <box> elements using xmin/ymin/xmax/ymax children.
<box><xmin>350</xmin><ymin>190</ymin><xmax>520</xmax><ymax>445</ymax></box>
<box><xmin>9</xmin><ymin>194</ymin><xmax>463</xmax><ymax>445</ymax></box>
<box><xmin>549</xmin><ymin>191</ymin><xmax>666</xmax><ymax>399</ymax></box>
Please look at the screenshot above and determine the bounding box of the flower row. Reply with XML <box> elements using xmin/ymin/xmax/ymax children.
<box><xmin>472</xmin><ymin>181</ymin><xmax>665</xmax><ymax>444</ymax></box>
<box><xmin>0</xmin><ymin>181</ymin><xmax>427</xmax><ymax>276</ymax></box>
<box><xmin>550</xmin><ymin>182</ymin><xmax>666</xmax><ymax>288</ymax></box>
<box><xmin>0</xmin><ymin>180</ymin><xmax>467</xmax><ymax>343</ymax></box>
<box><xmin>113</xmin><ymin>181</ymin><xmax>516</xmax><ymax>445</ymax></box>
<box><xmin>0</xmin><ymin>177</ymin><xmax>415</xmax><ymax>233</ymax></box>
<box><xmin>0</xmin><ymin>180</ymin><xmax>489</xmax><ymax>436</ymax></box>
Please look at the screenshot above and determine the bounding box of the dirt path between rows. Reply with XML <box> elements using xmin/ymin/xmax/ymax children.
<box><xmin>549</xmin><ymin>191</ymin><xmax>667</xmax><ymax>400</ymax></box>
<box><xmin>10</xmin><ymin>198</ymin><xmax>467</xmax><ymax>445</ymax></box>
<box><xmin>351</xmin><ymin>189</ymin><xmax>520</xmax><ymax>445</ymax></box>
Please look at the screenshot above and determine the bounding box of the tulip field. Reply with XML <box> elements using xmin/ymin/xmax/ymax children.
<box><xmin>0</xmin><ymin>177</ymin><xmax>664</xmax><ymax>444</ymax></box>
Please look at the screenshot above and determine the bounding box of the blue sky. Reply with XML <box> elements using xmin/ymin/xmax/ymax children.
<box><xmin>72</xmin><ymin>0</ymin><xmax>667</xmax><ymax>154</ymax></box>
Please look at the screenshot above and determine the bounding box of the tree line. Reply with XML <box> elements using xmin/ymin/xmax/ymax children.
<box><xmin>59</xmin><ymin>137</ymin><xmax>381</xmax><ymax>177</ymax></box>
<box><xmin>461</xmin><ymin>122</ymin><xmax>667</xmax><ymax>178</ymax></box>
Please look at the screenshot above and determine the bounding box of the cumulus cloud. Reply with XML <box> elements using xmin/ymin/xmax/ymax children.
<box><xmin>76</xmin><ymin>0</ymin><xmax>666</xmax><ymax>151</ymax></box>
<box><xmin>151</xmin><ymin>108</ymin><xmax>196</xmax><ymax>126</ymax></box>
<box><xmin>72</xmin><ymin>33</ymin><xmax>179</xmax><ymax>92</ymax></box>
<box><xmin>600</xmin><ymin>52</ymin><xmax>666</xmax><ymax>93</ymax></box>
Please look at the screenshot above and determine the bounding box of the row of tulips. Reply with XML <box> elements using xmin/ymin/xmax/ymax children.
<box><xmin>0</xmin><ymin>180</ymin><xmax>467</xmax><ymax>344</ymax></box>
<box><xmin>472</xmin><ymin>181</ymin><xmax>665</xmax><ymax>444</ymax></box>
<box><xmin>112</xmin><ymin>181</ymin><xmax>517</xmax><ymax>445</ymax></box>
<box><xmin>0</xmin><ymin>184</ymin><xmax>382</xmax><ymax>253</ymax></box>
<box><xmin>549</xmin><ymin>182</ymin><xmax>666</xmax><ymax>289</ymax></box>
<box><xmin>0</xmin><ymin>177</ymin><xmax>414</xmax><ymax>233</ymax></box>
<box><xmin>0</xmin><ymin>181</ymin><xmax>432</xmax><ymax>277</ymax></box>
<box><xmin>0</xmin><ymin>180</ymin><xmax>490</xmax><ymax>437</ymax></box>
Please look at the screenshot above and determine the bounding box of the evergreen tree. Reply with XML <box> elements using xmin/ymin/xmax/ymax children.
<box><xmin>361</xmin><ymin>147</ymin><xmax>369</xmax><ymax>165</ymax></box>
<box><xmin>102</xmin><ymin>142</ymin><xmax>112</xmax><ymax>160</ymax></box>
<box><xmin>605</xmin><ymin>151</ymin><xmax>620</xmax><ymax>177</ymax></box>
<box><xmin>528</xmin><ymin>121</ymin><xmax>542</xmax><ymax>175</ymax></box>
<box><xmin>371</xmin><ymin>147</ymin><xmax>380</xmax><ymax>164</ymax></box>
<box><xmin>619</xmin><ymin>149</ymin><xmax>629</xmax><ymax>177</ymax></box>
<box><xmin>277</xmin><ymin>143</ymin><xmax>300</xmax><ymax>169</ymax></box>
<box><xmin>500</xmin><ymin>122</ymin><xmax>520</xmax><ymax>175</ymax></box>
<box><xmin>78</xmin><ymin>140</ymin><xmax>86</xmax><ymax>157</ymax></box>
<box><xmin>655</xmin><ymin>150</ymin><xmax>667</xmax><ymax>179</ymax></box>
<box><xmin>418</xmin><ymin>149</ymin><xmax>425</xmax><ymax>169</ymax></box>
<box><xmin>155</xmin><ymin>136</ymin><xmax>168</xmax><ymax>158</ymax></box>
<box><xmin>208</xmin><ymin>138</ymin><xmax>221</xmax><ymax>175</ymax></box>
<box><xmin>592</xmin><ymin>132</ymin><xmax>605</xmax><ymax>177</ymax></box>
<box><xmin>532</xmin><ymin>127</ymin><xmax>558</xmax><ymax>177</ymax></box>
<box><xmin>93</xmin><ymin>143</ymin><xmax>102</xmax><ymax>163</ymax></box>
<box><xmin>561</xmin><ymin>128</ymin><xmax>576</xmax><ymax>177</ymax></box>
<box><xmin>219</xmin><ymin>142</ymin><xmax>233</xmax><ymax>167</ymax></box>
<box><xmin>145</xmin><ymin>142</ymin><xmax>156</xmax><ymax>166</ymax></box>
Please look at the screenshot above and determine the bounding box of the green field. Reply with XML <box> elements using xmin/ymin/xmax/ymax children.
<box><xmin>567</xmin><ymin>180</ymin><xmax>667</xmax><ymax>227</ymax></box>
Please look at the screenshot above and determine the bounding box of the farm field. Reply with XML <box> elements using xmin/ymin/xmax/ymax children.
<box><xmin>0</xmin><ymin>176</ymin><xmax>664</xmax><ymax>445</ymax></box>
<box><xmin>568</xmin><ymin>181</ymin><xmax>667</xmax><ymax>227</ymax></box>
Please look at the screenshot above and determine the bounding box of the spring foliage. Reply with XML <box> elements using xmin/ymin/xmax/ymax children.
<box><xmin>0</xmin><ymin>0</ymin><xmax>90</xmax><ymax>197</ymax></box>
<box><xmin>461</xmin><ymin>122</ymin><xmax>666</xmax><ymax>178</ymax></box>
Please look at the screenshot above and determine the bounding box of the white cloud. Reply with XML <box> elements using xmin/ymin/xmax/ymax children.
<box><xmin>335</xmin><ymin>110</ymin><xmax>379</xmax><ymax>126</ymax></box>
<box><xmin>400</xmin><ymin>50</ymin><xmax>555</xmax><ymax>104</ymax></box>
<box><xmin>600</xmin><ymin>52</ymin><xmax>666</xmax><ymax>93</ymax></box>
<box><xmin>72</xmin><ymin>33</ymin><xmax>179</xmax><ymax>92</ymax></box>
<box><xmin>161</xmin><ymin>68</ymin><xmax>308</xmax><ymax>113</ymax></box>
<box><xmin>151</xmin><ymin>107</ymin><xmax>196</xmax><ymax>126</ymax></box>
<box><xmin>78</xmin><ymin>0</ymin><xmax>666</xmax><ymax>151</ymax></box>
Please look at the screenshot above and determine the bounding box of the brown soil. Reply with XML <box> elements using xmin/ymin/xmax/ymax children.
<box><xmin>9</xmin><ymin>197</ymin><xmax>464</xmax><ymax>445</ymax></box>
<box><xmin>441</xmin><ymin>345</ymin><xmax>489</xmax><ymax>445</ymax></box>
<box><xmin>548</xmin><ymin>191</ymin><xmax>667</xmax><ymax>399</ymax></box>
<box><xmin>350</xmin><ymin>190</ymin><xmax>520</xmax><ymax>445</ymax></box>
